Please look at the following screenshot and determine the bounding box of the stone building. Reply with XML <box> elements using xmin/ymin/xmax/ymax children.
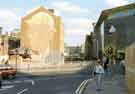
<box><xmin>21</xmin><ymin>6</ymin><xmax>64</xmax><ymax>63</ymax></box>
<box><xmin>0</xmin><ymin>35</ymin><xmax>8</xmax><ymax>55</ymax></box>
<box><xmin>0</xmin><ymin>27</ymin><xmax>9</xmax><ymax>55</ymax></box>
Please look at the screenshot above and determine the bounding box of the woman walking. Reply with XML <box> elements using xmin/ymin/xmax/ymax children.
<box><xmin>94</xmin><ymin>59</ymin><xmax>105</xmax><ymax>91</ymax></box>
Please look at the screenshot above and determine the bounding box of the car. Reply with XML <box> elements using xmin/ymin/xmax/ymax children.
<box><xmin>0</xmin><ymin>64</ymin><xmax>16</xmax><ymax>79</ymax></box>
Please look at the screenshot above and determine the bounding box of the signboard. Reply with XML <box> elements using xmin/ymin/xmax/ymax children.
<box><xmin>109</xmin><ymin>25</ymin><xmax>116</xmax><ymax>33</ymax></box>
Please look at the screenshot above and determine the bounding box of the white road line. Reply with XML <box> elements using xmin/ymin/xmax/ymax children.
<box><xmin>31</xmin><ymin>80</ymin><xmax>35</xmax><ymax>85</ymax></box>
<box><xmin>75</xmin><ymin>80</ymin><xmax>87</xmax><ymax>94</ymax></box>
<box><xmin>75</xmin><ymin>79</ymin><xmax>93</xmax><ymax>94</ymax></box>
<box><xmin>24</xmin><ymin>80</ymin><xmax>35</xmax><ymax>85</ymax></box>
<box><xmin>0</xmin><ymin>85</ymin><xmax>15</xmax><ymax>91</ymax></box>
<box><xmin>2</xmin><ymin>81</ymin><xmax>12</xmax><ymax>84</ymax></box>
<box><xmin>17</xmin><ymin>88</ymin><xmax>28</xmax><ymax>94</ymax></box>
<box><xmin>14</xmin><ymin>81</ymin><xmax>22</xmax><ymax>84</ymax></box>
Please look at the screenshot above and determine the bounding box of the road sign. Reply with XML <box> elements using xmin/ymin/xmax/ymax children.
<box><xmin>109</xmin><ymin>25</ymin><xmax>116</xmax><ymax>33</ymax></box>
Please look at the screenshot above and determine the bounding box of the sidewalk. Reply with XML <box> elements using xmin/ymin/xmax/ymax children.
<box><xmin>9</xmin><ymin>62</ymin><xmax>91</xmax><ymax>76</ymax></box>
<box><xmin>84</xmin><ymin>75</ymin><xmax>127</xmax><ymax>94</ymax></box>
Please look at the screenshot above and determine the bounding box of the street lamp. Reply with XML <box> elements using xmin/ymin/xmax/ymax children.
<box><xmin>15</xmin><ymin>49</ymin><xmax>18</xmax><ymax>71</ymax></box>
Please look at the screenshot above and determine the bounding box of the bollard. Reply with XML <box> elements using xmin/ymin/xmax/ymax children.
<box><xmin>0</xmin><ymin>74</ymin><xmax>2</xmax><ymax>89</ymax></box>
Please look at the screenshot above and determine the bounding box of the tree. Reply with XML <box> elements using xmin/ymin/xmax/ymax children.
<box><xmin>84</xmin><ymin>33</ymin><xmax>94</xmax><ymax>60</ymax></box>
<box><xmin>8</xmin><ymin>36</ymin><xmax>20</xmax><ymax>50</ymax></box>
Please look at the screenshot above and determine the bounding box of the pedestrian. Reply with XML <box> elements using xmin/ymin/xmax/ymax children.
<box><xmin>104</xmin><ymin>57</ymin><xmax>109</xmax><ymax>76</ymax></box>
<box><xmin>120</xmin><ymin>59</ymin><xmax>126</xmax><ymax>75</ymax></box>
<box><xmin>94</xmin><ymin>59</ymin><xmax>104</xmax><ymax>91</ymax></box>
<box><xmin>107</xmin><ymin>58</ymin><xmax>113</xmax><ymax>78</ymax></box>
<box><xmin>102</xmin><ymin>54</ymin><xmax>107</xmax><ymax>69</ymax></box>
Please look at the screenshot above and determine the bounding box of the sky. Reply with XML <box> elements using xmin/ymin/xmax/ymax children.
<box><xmin>0</xmin><ymin>0</ymin><xmax>134</xmax><ymax>46</ymax></box>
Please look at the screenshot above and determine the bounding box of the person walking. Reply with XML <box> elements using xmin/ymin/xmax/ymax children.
<box><xmin>104</xmin><ymin>57</ymin><xmax>109</xmax><ymax>77</ymax></box>
<box><xmin>94</xmin><ymin>59</ymin><xmax>105</xmax><ymax>91</ymax></box>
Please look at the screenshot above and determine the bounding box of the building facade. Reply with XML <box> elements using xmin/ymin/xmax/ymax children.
<box><xmin>95</xmin><ymin>3</ymin><xmax>135</xmax><ymax>54</ymax></box>
<box><xmin>21</xmin><ymin>6</ymin><xmax>64</xmax><ymax>63</ymax></box>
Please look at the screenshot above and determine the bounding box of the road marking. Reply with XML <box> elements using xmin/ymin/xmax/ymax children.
<box><xmin>0</xmin><ymin>85</ymin><xmax>15</xmax><ymax>91</ymax></box>
<box><xmin>14</xmin><ymin>81</ymin><xmax>22</xmax><ymax>84</ymax></box>
<box><xmin>31</xmin><ymin>80</ymin><xmax>35</xmax><ymax>85</ymax></box>
<box><xmin>75</xmin><ymin>79</ymin><xmax>92</xmax><ymax>94</ymax></box>
<box><xmin>3</xmin><ymin>78</ymin><xmax>35</xmax><ymax>86</ymax></box>
<box><xmin>76</xmin><ymin>80</ymin><xmax>87</xmax><ymax>94</ymax></box>
<box><xmin>2</xmin><ymin>81</ymin><xmax>12</xmax><ymax>84</ymax></box>
<box><xmin>24</xmin><ymin>80</ymin><xmax>35</xmax><ymax>85</ymax></box>
<box><xmin>3</xmin><ymin>80</ymin><xmax>23</xmax><ymax>85</ymax></box>
<box><xmin>17</xmin><ymin>88</ymin><xmax>28</xmax><ymax>94</ymax></box>
<box><xmin>2</xmin><ymin>75</ymin><xmax>87</xmax><ymax>88</ymax></box>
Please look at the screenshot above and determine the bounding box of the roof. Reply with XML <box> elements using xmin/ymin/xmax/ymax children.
<box><xmin>22</xmin><ymin>6</ymin><xmax>55</xmax><ymax>20</ymax></box>
<box><xmin>95</xmin><ymin>3</ymin><xmax>135</xmax><ymax>29</ymax></box>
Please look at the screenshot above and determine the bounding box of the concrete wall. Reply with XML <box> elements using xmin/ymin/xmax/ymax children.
<box><xmin>125</xmin><ymin>44</ymin><xmax>135</xmax><ymax>94</ymax></box>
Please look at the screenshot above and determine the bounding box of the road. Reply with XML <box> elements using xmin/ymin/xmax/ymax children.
<box><xmin>0</xmin><ymin>73</ymin><xmax>90</xmax><ymax>94</ymax></box>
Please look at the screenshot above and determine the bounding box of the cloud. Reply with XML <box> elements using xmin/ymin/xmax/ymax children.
<box><xmin>64</xmin><ymin>18</ymin><xmax>94</xmax><ymax>36</ymax></box>
<box><xmin>106</xmin><ymin>0</ymin><xmax>130</xmax><ymax>8</ymax></box>
<box><xmin>50</xmin><ymin>1</ymin><xmax>93</xmax><ymax>46</ymax></box>
<box><xmin>64</xmin><ymin>17</ymin><xmax>94</xmax><ymax>46</ymax></box>
<box><xmin>51</xmin><ymin>1</ymin><xmax>89</xmax><ymax>15</ymax></box>
<box><xmin>65</xmin><ymin>34</ymin><xmax>85</xmax><ymax>46</ymax></box>
<box><xmin>0</xmin><ymin>9</ymin><xmax>20</xmax><ymax>32</ymax></box>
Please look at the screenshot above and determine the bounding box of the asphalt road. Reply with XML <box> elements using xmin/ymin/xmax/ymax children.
<box><xmin>0</xmin><ymin>73</ymin><xmax>90</xmax><ymax>94</ymax></box>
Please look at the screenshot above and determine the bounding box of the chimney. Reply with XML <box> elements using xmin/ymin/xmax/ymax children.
<box><xmin>48</xmin><ymin>9</ymin><xmax>54</xmax><ymax>14</ymax></box>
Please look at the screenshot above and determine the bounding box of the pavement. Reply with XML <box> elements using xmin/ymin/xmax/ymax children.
<box><xmin>76</xmin><ymin>75</ymin><xmax>127</xmax><ymax>94</ymax></box>
<box><xmin>9</xmin><ymin>62</ymin><xmax>91</xmax><ymax>76</ymax></box>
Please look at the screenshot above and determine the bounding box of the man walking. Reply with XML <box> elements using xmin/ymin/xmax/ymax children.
<box><xmin>94</xmin><ymin>59</ymin><xmax>104</xmax><ymax>91</ymax></box>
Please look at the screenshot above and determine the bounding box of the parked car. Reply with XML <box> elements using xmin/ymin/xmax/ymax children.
<box><xmin>0</xmin><ymin>64</ymin><xmax>16</xmax><ymax>79</ymax></box>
